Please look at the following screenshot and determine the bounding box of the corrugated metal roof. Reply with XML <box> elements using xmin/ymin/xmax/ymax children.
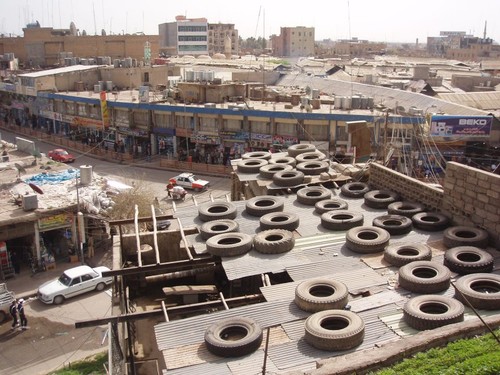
<box><xmin>438</xmin><ymin>91</ymin><xmax>500</xmax><ymax>111</ymax></box>
<box><xmin>19</xmin><ymin>65</ymin><xmax>100</xmax><ymax>77</ymax></box>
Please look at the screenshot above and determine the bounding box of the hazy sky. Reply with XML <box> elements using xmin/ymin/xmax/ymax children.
<box><xmin>1</xmin><ymin>0</ymin><xmax>499</xmax><ymax>44</ymax></box>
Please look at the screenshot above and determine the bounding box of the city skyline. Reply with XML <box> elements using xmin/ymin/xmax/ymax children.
<box><xmin>1</xmin><ymin>0</ymin><xmax>499</xmax><ymax>44</ymax></box>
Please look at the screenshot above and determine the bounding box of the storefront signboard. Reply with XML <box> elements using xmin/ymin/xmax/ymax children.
<box><xmin>430</xmin><ymin>115</ymin><xmax>492</xmax><ymax>138</ymax></box>
<box><xmin>39</xmin><ymin>213</ymin><xmax>74</xmax><ymax>231</ymax></box>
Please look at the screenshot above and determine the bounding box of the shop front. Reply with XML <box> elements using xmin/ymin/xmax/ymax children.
<box><xmin>175</xmin><ymin>127</ymin><xmax>194</xmax><ymax>161</ymax></box>
<box><xmin>192</xmin><ymin>131</ymin><xmax>222</xmax><ymax>164</ymax></box>
<box><xmin>220</xmin><ymin>130</ymin><xmax>249</xmax><ymax>160</ymax></box>
<box><xmin>153</xmin><ymin>127</ymin><xmax>175</xmax><ymax>158</ymax></box>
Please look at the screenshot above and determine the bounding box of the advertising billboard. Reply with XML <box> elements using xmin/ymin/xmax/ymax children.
<box><xmin>430</xmin><ymin>115</ymin><xmax>492</xmax><ymax>138</ymax></box>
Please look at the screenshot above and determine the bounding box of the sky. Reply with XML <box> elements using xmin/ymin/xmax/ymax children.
<box><xmin>1</xmin><ymin>0</ymin><xmax>500</xmax><ymax>44</ymax></box>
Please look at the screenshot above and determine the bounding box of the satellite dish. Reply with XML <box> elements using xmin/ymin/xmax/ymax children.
<box><xmin>29</xmin><ymin>183</ymin><xmax>44</xmax><ymax>195</ymax></box>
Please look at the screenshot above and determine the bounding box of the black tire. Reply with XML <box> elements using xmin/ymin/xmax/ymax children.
<box><xmin>345</xmin><ymin>226</ymin><xmax>390</xmax><ymax>254</ymax></box>
<box><xmin>315</xmin><ymin>198</ymin><xmax>349</xmax><ymax>214</ymax></box>
<box><xmin>295</xmin><ymin>279</ymin><xmax>349</xmax><ymax>312</ymax></box>
<box><xmin>273</xmin><ymin>170</ymin><xmax>305</xmax><ymax>187</ymax></box>
<box><xmin>259</xmin><ymin>164</ymin><xmax>293</xmax><ymax>179</ymax></box>
<box><xmin>444</xmin><ymin>246</ymin><xmax>494</xmax><ymax>275</ymax></box>
<box><xmin>204</xmin><ymin>317</ymin><xmax>263</xmax><ymax>357</ymax></box>
<box><xmin>295</xmin><ymin>151</ymin><xmax>327</xmax><ymax>163</ymax></box>
<box><xmin>0</xmin><ymin>310</ymin><xmax>7</xmax><ymax>323</ymax></box>
<box><xmin>200</xmin><ymin>219</ymin><xmax>240</xmax><ymax>240</ymax></box>
<box><xmin>411</xmin><ymin>212</ymin><xmax>450</xmax><ymax>232</ymax></box>
<box><xmin>242</xmin><ymin>151</ymin><xmax>272</xmax><ymax>160</ymax></box>
<box><xmin>363</xmin><ymin>190</ymin><xmax>399</xmax><ymax>209</ymax></box>
<box><xmin>253</xmin><ymin>229</ymin><xmax>295</xmax><ymax>254</ymax></box>
<box><xmin>304</xmin><ymin>310</ymin><xmax>365</xmax><ymax>351</ymax></box>
<box><xmin>53</xmin><ymin>295</ymin><xmax>65</xmax><ymax>305</ymax></box>
<box><xmin>206</xmin><ymin>233</ymin><xmax>253</xmax><ymax>257</ymax></box>
<box><xmin>296</xmin><ymin>186</ymin><xmax>332</xmax><ymax>205</ymax></box>
<box><xmin>259</xmin><ymin>212</ymin><xmax>300</xmax><ymax>231</ymax></box>
<box><xmin>245</xmin><ymin>196</ymin><xmax>284</xmax><ymax>217</ymax></box>
<box><xmin>321</xmin><ymin>210</ymin><xmax>364</xmax><ymax>231</ymax></box>
<box><xmin>198</xmin><ymin>202</ymin><xmax>237</xmax><ymax>222</ymax></box>
<box><xmin>383</xmin><ymin>243</ymin><xmax>432</xmax><ymax>267</ymax></box>
<box><xmin>237</xmin><ymin>158</ymin><xmax>268</xmax><ymax>173</ymax></box>
<box><xmin>372</xmin><ymin>214</ymin><xmax>412</xmax><ymax>236</ymax></box>
<box><xmin>388</xmin><ymin>201</ymin><xmax>425</xmax><ymax>218</ymax></box>
<box><xmin>403</xmin><ymin>295</ymin><xmax>464</xmax><ymax>331</ymax></box>
<box><xmin>398</xmin><ymin>261</ymin><xmax>451</xmax><ymax>294</ymax></box>
<box><xmin>340</xmin><ymin>182</ymin><xmax>370</xmax><ymax>198</ymax></box>
<box><xmin>95</xmin><ymin>282</ymin><xmax>106</xmax><ymax>291</ymax></box>
<box><xmin>454</xmin><ymin>273</ymin><xmax>500</xmax><ymax>310</ymax></box>
<box><xmin>296</xmin><ymin>161</ymin><xmax>330</xmax><ymax>176</ymax></box>
<box><xmin>443</xmin><ymin>226</ymin><xmax>489</xmax><ymax>249</ymax></box>
<box><xmin>268</xmin><ymin>156</ymin><xmax>297</xmax><ymax>167</ymax></box>
<box><xmin>287</xmin><ymin>143</ymin><xmax>316</xmax><ymax>157</ymax></box>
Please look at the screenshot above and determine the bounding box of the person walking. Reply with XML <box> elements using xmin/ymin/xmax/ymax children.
<box><xmin>17</xmin><ymin>298</ymin><xmax>27</xmax><ymax>329</ymax></box>
<box><xmin>9</xmin><ymin>300</ymin><xmax>18</xmax><ymax>330</ymax></box>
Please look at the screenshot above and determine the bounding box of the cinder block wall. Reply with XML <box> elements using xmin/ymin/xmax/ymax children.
<box><xmin>441</xmin><ymin>162</ymin><xmax>500</xmax><ymax>249</ymax></box>
<box><xmin>368</xmin><ymin>163</ymin><xmax>444</xmax><ymax>211</ymax></box>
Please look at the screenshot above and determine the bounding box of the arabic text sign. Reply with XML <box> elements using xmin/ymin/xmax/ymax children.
<box><xmin>430</xmin><ymin>116</ymin><xmax>492</xmax><ymax>138</ymax></box>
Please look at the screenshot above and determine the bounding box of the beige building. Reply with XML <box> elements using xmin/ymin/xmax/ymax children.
<box><xmin>333</xmin><ymin>38</ymin><xmax>386</xmax><ymax>57</ymax></box>
<box><xmin>208</xmin><ymin>23</ymin><xmax>239</xmax><ymax>56</ymax></box>
<box><xmin>272</xmin><ymin>26</ymin><xmax>315</xmax><ymax>57</ymax></box>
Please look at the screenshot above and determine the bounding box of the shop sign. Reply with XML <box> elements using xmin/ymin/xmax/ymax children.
<box><xmin>430</xmin><ymin>115</ymin><xmax>492</xmax><ymax>138</ymax></box>
<box><xmin>193</xmin><ymin>131</ymin><xmax>220</xmax><ymax>144</ymax></box>
<box><xmin>39</xmin><ymin>110</ymin><xmax>63</xmax><ymax>121</ymax></box>
<box><xmin>0</xmin><ymin>82</ymin><xmax>16</xmax><ymax>92</ymax></box>
<box><xmin>273</xmin><ymin>135</ymin><xmax>298</xmax><ymax>147</ymax></box>
<box><xmin>220</xmin><ymin>131</ymin><xmax>249</xmax><ymax>143</ymax></box>
<box><xmin>175</xmin><ymin>128</ymin><xmax>192</xmax><ymax>137</ymax></box>
<box><xmin>153</xmin><ymin>127</ymin><xmax>175</xmax><ymax>136</ymax></box>
<box><xmin>39</xmin><ymin>213</ymin><xmax>74</xmax><ymax>231</ymax></box>
<box><xmin>117</xmin><ymin>126</ymin><xmax>149</xmax><ymax>137</ymax></box>
<box><xmin>251</xmin><ymin>133</ymin><xmax>273</xmax><ymax>142</ymax></box>
<box><xmin>72</xmin><ymin>116</ymin><xmax>106</xmax><ymax>128</ymax></box>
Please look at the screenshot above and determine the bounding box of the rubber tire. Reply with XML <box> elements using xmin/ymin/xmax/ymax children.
<box><xmin>411</xmin><ymin>212</ymin><xmax>450</xmax><ymax>232</ymax></box>
<box><xmin>268</xmin><ymin>156</ymin><xmax>297</xmax><ymax>167</ymax></box>
<box><xmin>95</xmin><ymin>282</ymin><xmax>106</xmax><ymax>291</ymax></box>
<box><xmin>403</xmin><ymin>295</ymin><xmax>464</xmax><ymax>331</ymax></box>
<box><xmin>315</xmin><ymin>199</ymin><xmax>349</xmax><ymax>214</ymax></box>
<box><xmin>321</xmin><ymin>210</ymin><xmax>364</xmax><ymax>231</ymax></box>
<box><xmin>340</xmin><ymin>182</ymin><xmax>370</xmax><ymax>198</ymax></box>
<box><xmin>296</xmin><ymin>161</ymin><xmax>330</xmax><ymax>176</ymax></box>
<box><xmin>259</xmin><ymin>164</ymin><xmax>293</xmax><ymax>179</ymax></box>
<box><xmin>53</xmin><ymin>295</ymin><xmax>65</xmax><ymax>305</ymax></box>
<box><xmin>383</xmin><ymin>243</ymin><xmax>432</xmax><ymax>267</ymax></box>
<box><xmin>345</xmin><ymin>226</ymin><xmax>390</xmax><ymax>254</ymax></box>
<box><xmin>260</xmin><ymin>212</ymin><xmax>300</xmax><ymax>231</ymax></box>
<box><xmin>273</xmin><ymin>170</ymin><xmax>305</xmax><ymax>187</ymax></box>
<box><xmin>444</xmin><ymin>246</ymin><xmax>494</xmax><ymax>275</ymax></box>
<box><xmin>388</xmin><ymin>201</ymin><xmax>425</xmax><ymax>218</ymax></box>
<box><xmin>253</xmin><ymin>229</ymin><xmax>295</xmax><ymax>254</ymax></box>
<box><xmin>297</xmin><ymin>186</ymin><xmax>332</xmax><ymax>206</ymax></box>
<box><xmin>245</xmin><ymin>196</ymin><xmax>284</xmax><ymax>217</ymax></box>
<box><xmin>398</xmin><ymin>261</ymin><xmax>451</xmax><ymax>294</ymax></box>
<box><xmin>200</xmin><ymin>219</ymin><xmax>240</xmax><ymax>240</ymax></box>
<box><xmin>454</xmin><ymin>273</ymin><xmax>500</xmax><ymax>310</ymax></box>
<box><xmin>363</xmin><ymin>190</ymin><xmax>399</xmax><ymax>209</ymax></box>
<box><xmin>372</xmin><ymin>214</ymin><xmax>412</xmax><ymax>236</ymax></box>
<box><xmin>443</xmin><ymin>226</ymin><xmax>489</xmax><ymax>249</ymax></box>
<box><xmin>295</xmin><ymin>279</ymin><xmax>349</xmax><ymax>312</ymax></box>
<box><xmin>237</xmin><ymin>158</ymin><xmax>268</xmax><ymax>173</ymax></box>
<box><xmin>304</xmin><ymin>310</ymin><xmax>365</xmax><ymax>351</ymax></box>
<box><xmin>204</xmin><ymin>317</ymin><xmax>263</xmax><ymax>357</ymax></box>
<box><xmin>206</xmin><ymin>233</ymin><xmax>253</xmax><ymax>257</ymax></box>
<box><xmin>287</xmin><ymin>143</ymin><xmax>316</xmax><ymax>157</ymax></box>
<box><xmin>295</xmin><ymin>151</ymin><xmax>327</xmax><ymax>163</ymax></box>
<box><xmin>198</xmin><ymin>202</ymin><xmax>237</xmax><ymax>222</ymax></box>
<box><xmin>242</xmin><ymin>151</ymin><xmax>272</xmax><ymax>160</ymax></box>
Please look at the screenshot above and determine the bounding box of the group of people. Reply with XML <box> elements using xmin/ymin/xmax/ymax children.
<box><xmin>9</xmin><ymin>298</ymin><xmax>28</xmax><ymax>330</ymax></box>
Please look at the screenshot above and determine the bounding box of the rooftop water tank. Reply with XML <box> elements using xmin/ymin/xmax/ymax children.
<box><xmin>80</xmin><ymin>165</ymin><xmax>93</xmax><ymax>186</ymax></box>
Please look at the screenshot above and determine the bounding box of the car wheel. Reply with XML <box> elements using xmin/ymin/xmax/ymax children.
<box><xmin>296</xmin><ymin>161</ymin><xmax>330</xmax><ymax>176</ymax></box>
<box><xmin>398</xmin><ymin>261</ymin><xmax>451</xmax><ymax>294</ymax></box>
<box><xmin>403</xmin><ymin>295</ymin><xmax>464</xmax><ymax>331</ymax></box>
<box><xmin>237</xmin><ymin>158</ymin><xmax>268</xmax><ymax>173</ymax></box>
<box><xmin>443</xmin><ymin>226</ymin><xmax>489</xmax><ymax>249</ymax></box>
<box><xmin>96</xmin><ymin>282</ymin><xmax>106</xmax><ymax>291</ymax></box>
<box><xmin>53</xmin><ymin>295</ymin><xmax>65</xmax><ymax>305</ymax></box>
<box><xmin>340</xmin><ymin>182</ymin><xmax>370</xmax><ymax>198</ymax></box>
<box><xmin>363</xmin><ymin>190</ymin><xmax>399</xmax><ymax>209</ymax></box>
<box><xmin>272</xmin><ymin>170</ymin><xmax>305</xmax><ymax>187</ymax></box>
<box><xmin>454</xmin><ymin>273</ymin><xmax>500</xmax><ymax>310</ymax></box>
<box><xmin>372</xmin><ymin>214</ymin><xmax>412</xmax><ymax>236</ymax></box>
<box><xmin>321</xmin><ymin>210</ymin><xmax>364</xmax><ymax>231</ymax></box>
<box><xmin>0</xmin><ymin>310</ymin><xmax>6</xmax><ymax>323</ymax></box>
<box><xmin>314</xmin><ymin>198</ymin><xmax>349</xmax><ymax>214</ymax></box>
<box><xmin>295</xmin><ymin>151</ymin><xmax>327</xmax><ymax>163</ymax></box>
<box><xmin>259</xmin><ymin>212</ymin><xmax>300</xmax><ymax>231</ymax></box>
<box><xmin>206</xmin><ymin>233</ymin><xmax>253</xmax><ymax>257</ymax></box>
<box><xmin>387</xmin><ymin>201</ymin><xmax>425</xmax><ymax>218</ymax></box>
<box><xmin>443</xmin><ymin>246</ymin><xmax>494</xmax><ymax>275</ymax></box>
<box><xmin>383</xmin><ymin>243</ymin><xmax>432</xmax><ymax>267</ymax></box>
<box><xmin>287</xmin><ymin>143</ymin><xmax>316</xmax><ymax>157</ymax></box>
<box><xmin>296</xmin><ymin>186</ymin><xmax>332</xmax><ymax>205</ymax></box>
<box><xmin>253</xmin><ymin>229</ymin><xmax>295</xmax><ymax>254</ymax></box>
<box><xmin>198</xmin><ymin>202</ymin><xmax>237</xmax><ymax>222</ymax></box>
<box><xmin>412</xmin><ymin>212</ymin><xmax>450</xmax><ymax>232</ymax></box>
<box><xmin>245</xmin><ymin>196</ymin><xmax>284</xmax><ymax>217</ymax></box>
<box><xmin>295</xmin><ymin>278</ymin><xmax>349</xmax><ymax>312</ymax></box>
<box><xmin>200</xmin><ymin>219</ymin><xmax>240</xmax><ymax>240</ymax></box>
<box><xmin>345</xmin><ymin>226</ymin><xmax>390</xmax><ymax>254</ymax></box>
<box><xmin>268</xmin><ymin>156</ymin><xmax>296</xmax><ymax>167</ymax></box>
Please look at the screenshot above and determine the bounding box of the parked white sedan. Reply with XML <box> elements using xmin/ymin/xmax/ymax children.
<box><xmin>37</xmin><ymin>265</ymin><xmax>112</xmax><ymax>305</ymax></box>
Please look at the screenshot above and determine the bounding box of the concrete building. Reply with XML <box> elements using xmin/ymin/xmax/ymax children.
<box><xmin>158</xmin><ymin>16</ymin><xmax>209</xmax><ymax>57</ymax></box>
<box><xmin>333</xmin><ymin>38</ymin><xmax>387</xmax><ymax>57</ymax></box>
<box><xmin>208</xmin><ymin>23</ymin><xmax>239</xmax><ymax>57</ymax></box>
<box><xmin>272</xmin><ymin>27</ymin><xmax>315</xmax><ymax>57</ymax></box>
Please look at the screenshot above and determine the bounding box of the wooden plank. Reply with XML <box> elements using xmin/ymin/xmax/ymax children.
<box><xmin>163</xmin><ymin>285</ymin><xmax>218</xmax><ymax>295</ymax></box>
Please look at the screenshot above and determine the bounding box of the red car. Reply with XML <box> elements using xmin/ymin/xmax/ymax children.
<box><xmin>48</xmin><ymin>148</ymin><xmax>75</xmax><ymax>163</ymax></box>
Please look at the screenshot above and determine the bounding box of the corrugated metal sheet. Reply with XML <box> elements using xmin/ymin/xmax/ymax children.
<box><xmin>439</xmin><ymin>91</ymin><xmax>500</xmax><ymax>111</ymax></box>
<box><xmin>155</xmin><ymin>299</ymin><xmax>308</xmax><ymax>351</ymax></box>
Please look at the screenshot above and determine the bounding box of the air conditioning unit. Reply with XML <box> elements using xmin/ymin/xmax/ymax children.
<box><xmin>22</xmin><ymin>194</ymin><xmax>38</xmax><ymax>211</ymax></box>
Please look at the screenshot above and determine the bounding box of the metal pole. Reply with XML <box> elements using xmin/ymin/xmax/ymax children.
<box><xmin>75</xmin><ymin>176</ymin><xmax>84</xmax><ymax>264</ymax></box>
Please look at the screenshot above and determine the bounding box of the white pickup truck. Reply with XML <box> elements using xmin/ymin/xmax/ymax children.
<box><xmin>0</xmin><ymin>283</ymin><xmax>16</xmax><ymax>323</ymax></box>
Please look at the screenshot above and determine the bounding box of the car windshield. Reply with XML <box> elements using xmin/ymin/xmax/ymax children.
<box><xmin>58</xmin><ymin>272</ymin><xmax>72</xmax><ymax>286</ymax></box>
<box><xmin>59</xmin><ymin>150</ymin><xmax>69</xmax><ymax>155</ymax></box>
<box><xmin>190</xmin><ymin>175</ymin><xmax>199</xmax><ymax>181</ymax></box>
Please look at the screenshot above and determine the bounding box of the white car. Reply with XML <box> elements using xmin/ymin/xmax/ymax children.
<box><xmin>37</xmin><ymin>265</ymin><xmax>112</xmax><ymax>305</ymax></box>
<box><xmin>168</xmin><ymin>173</ymin><xmax>210</xmax><ymax>191</ymax></box>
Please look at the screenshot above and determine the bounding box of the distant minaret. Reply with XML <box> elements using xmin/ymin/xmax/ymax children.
<box><xmin>483</xmin><ymin>20</ymin><xmax>487</xmax><ymax>40</ymax></box>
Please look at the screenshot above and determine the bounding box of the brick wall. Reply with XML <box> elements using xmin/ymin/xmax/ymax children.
<box><xmin>369</xmin><ymin>162</ymin><xmax>500</xmax><ymax>249</ymax></box>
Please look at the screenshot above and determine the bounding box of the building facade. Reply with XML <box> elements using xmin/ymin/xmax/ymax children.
<box><xmin>333</xmin><ymin>38</ymin><xmax>387</xmax><ymax>57</ymax></box>
<box><xmin>158</xmin><ymin>16</ymin><xmax>208</xmax><ymax>57</ymax></box>
<box><xmin>272</xmin><ymin>27</ymin><xmax>315</xmax><ymax>57</ymax></box>
<box><xmin>208</xmin><ymin>23</ymin><xmax>239</xmax><ymax>56</ymax></box>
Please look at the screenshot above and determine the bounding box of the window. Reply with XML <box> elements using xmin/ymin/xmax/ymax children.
<box><xmin>70</xmin><ymin>277</ymin><xmax>81</xmax><ymax>286</ymax></box>
<box><xmin>81</xmin><ymin>274</ymin><xmax>94</xmax><ymax>282</ymax></box>
<box><xmin>143</xmin><ymin>72</ymin><xmax>149</xmax><ymax>83</ymax></box>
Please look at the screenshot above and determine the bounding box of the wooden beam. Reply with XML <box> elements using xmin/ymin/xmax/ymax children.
<box><xmin>101</xmin><ymin>257</ymin><xmax>216</xmax><ymax>277</ymax></box>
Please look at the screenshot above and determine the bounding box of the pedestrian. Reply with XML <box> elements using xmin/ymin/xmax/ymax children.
<box><xmin>166</xmin><ymin>183</ymin><xmax>173</xmax><ymax>198</ymax></box>
<box><xmin>18</xmin><ymin>298</ymin><xmax>27</xmax><ymax>329</ymax></box>
<box><xmin>10</xmin><ymin>300</ymin><xmax>18</xmax><ymax>330</ymax></box>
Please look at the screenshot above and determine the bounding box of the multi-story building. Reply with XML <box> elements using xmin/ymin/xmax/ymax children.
<box><xmin>333</xmin><ymin>38</ymin><xmax>386</xmax><ymax>58</ymax></box>
<box><xmin>272</xmin><ymin>26</ymin><xmax>315</xmax><ymax>57</ymax></box>
<box><xmin>208</xmin><ymin>23</ymin><xmax>239</xmax><ymax>56</ymax></box>
<box><xmin>446</xmin><ymin>37</ymin><xmax>500</xmax><ymax>61</ymax></box>
<box><xmin>427</xmin><ymin>31</ymin><xmax>466</xmax><ymax>56</ymax></box>
<box><xmin>158</xmin><ymin>16</ymin><xmax>209</xmax><ymax>57</ymax></box>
